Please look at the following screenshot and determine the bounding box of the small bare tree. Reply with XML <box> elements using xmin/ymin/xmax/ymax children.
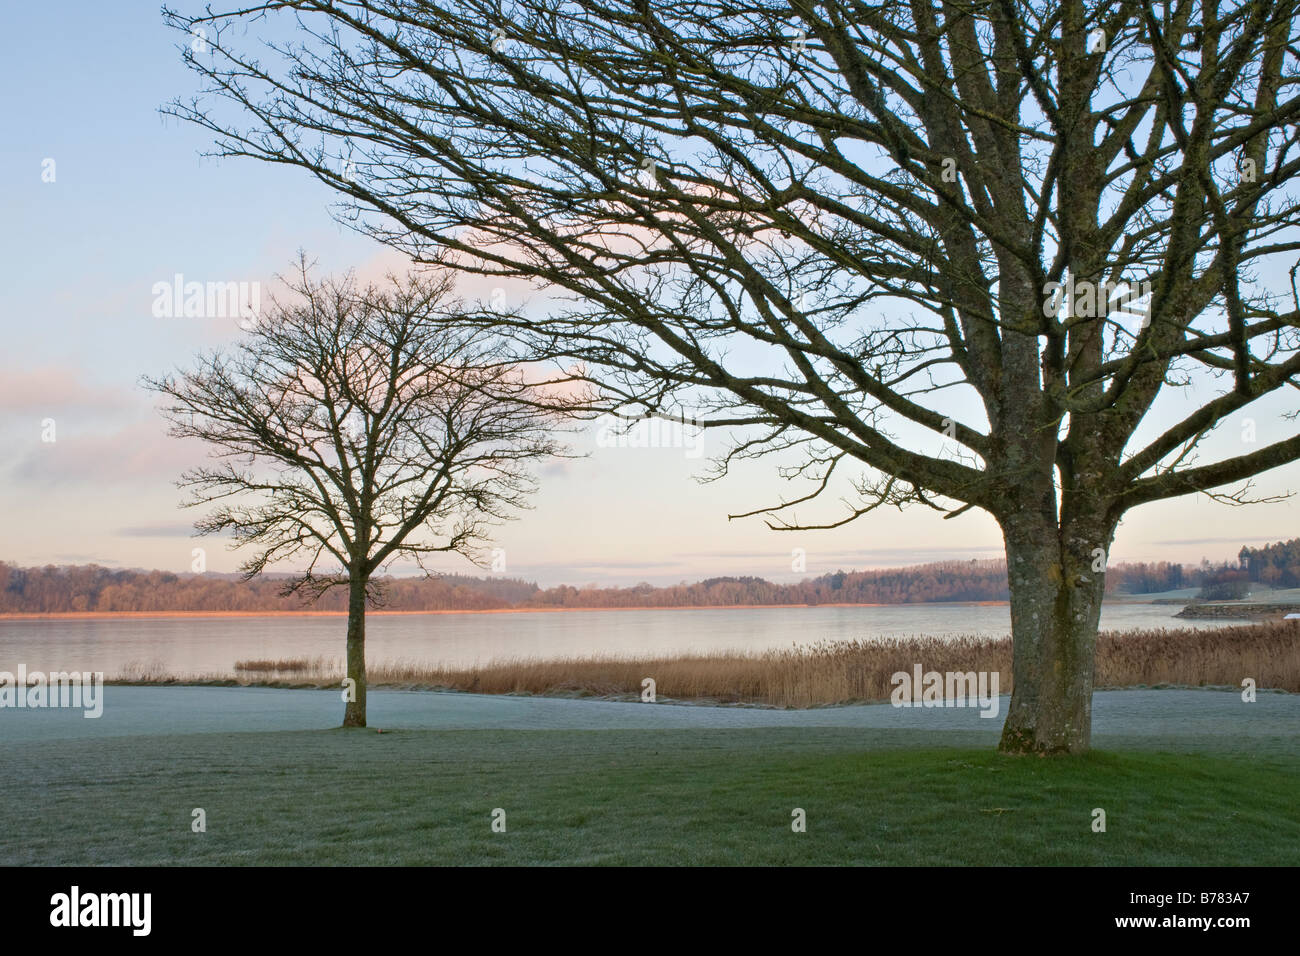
<box><xmin>145</xmin><ymin>260</ymin><xmax>566</xmax><ymax>727</ymax></box>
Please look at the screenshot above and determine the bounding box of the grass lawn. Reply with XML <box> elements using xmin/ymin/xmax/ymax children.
<box><xmin>6</xmin><ymin>726</ymin><xmax>1297</xmax><ymax>865</ymax></box>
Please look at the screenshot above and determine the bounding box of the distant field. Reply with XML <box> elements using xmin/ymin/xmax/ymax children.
<box><xmin>1109</xmin><ymin>587</ymin><xmax>1203</xmax><ymax>602</ymax></box>
<box><xmin>1112</xmin><ymin>586</ymin><xmax>1300</xmax><ymax>603</ymax></box>
<box><xmin>4</xmin><ymin>725</ymin><xmax>1297</xmax><ymax>866</ymax></box>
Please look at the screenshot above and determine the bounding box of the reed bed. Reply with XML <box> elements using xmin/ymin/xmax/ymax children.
<box><xmin>113</xmin><ymin>620</ymin><xmax>1299</xmax><ymax>706</ymax></box>
<box><xmin>1093</xmin><ymin>621</ymin><xmax>1300</xmax><ymax>692</ymax></box>
<box><xmin>234</xmin><ymin>657</ymin><xmax>319</xmax><ymax>673</ymax></box>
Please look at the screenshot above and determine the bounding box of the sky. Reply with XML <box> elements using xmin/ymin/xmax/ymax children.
<box><xmin>0</xmin><ymin>1</ymin><xmax>1296</xmax><ymax>588</ymax></box>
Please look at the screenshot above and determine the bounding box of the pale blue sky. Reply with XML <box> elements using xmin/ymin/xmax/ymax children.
<box><xmin>0</xmin><ymin>1</ymin><xmax>1296</xmax><ymax>587</ymax></box>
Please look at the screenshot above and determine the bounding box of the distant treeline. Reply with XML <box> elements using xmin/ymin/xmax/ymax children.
<box><xmin>0</xmin><ymin>563</ymin><xmax>535</xmax><ymax>614</ymax></box>
<box><xmin>0</xmin><ymin>545</ymin><xmax>1291</xmax><ymax>613</ymax></box>
<box><xmin>1</xmin><ymin>559</ymin><xmax>1011</xmax><ymax>612</ymax></box>
<box><xmin>1189</xmin><ymin>539</ymin><xmax>1300</xmax><ymax>601</ymax></box>
<box><xmin>1238</xmin><ymin>539</ymin><xmax>1300</xmax><ymax>589</ymax></box>
<box><xmin>528</xmin><ymin>561</ymin><xmax>1012</xmax><ymax>608</ymax></box>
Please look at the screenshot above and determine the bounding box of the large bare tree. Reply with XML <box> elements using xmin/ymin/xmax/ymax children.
<box><xmin>164</xmin><ymin>1</ymin><xmax>1300</xmax><ymax>752</ymax></box>
<box><xmin>145</xmin><ymin>261</ymin><xmax>565</xmax><ymax>727</ymax></box>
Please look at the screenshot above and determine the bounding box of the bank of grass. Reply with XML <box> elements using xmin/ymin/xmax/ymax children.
<box><xmin>3</xmin><ymin>725</ymin><xmax>1296</xmax><ymax>865</ymax></box>
<box><xmin>142</xmin><ymin>620</ymin><xmax>1300</xmax><ymax>705</ymax></box>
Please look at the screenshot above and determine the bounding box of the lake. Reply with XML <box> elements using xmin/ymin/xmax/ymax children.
<box><xmin>0</xmin><ymin>602</ymin><xmax>1237</xmax><ymax>678</ymax></box>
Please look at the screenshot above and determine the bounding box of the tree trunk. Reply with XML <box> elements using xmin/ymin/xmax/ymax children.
<box><xmin>997</xmin><ymin>514</ymin><xmax>1114</xmax><ymax>754</ymax></box>
<box><xmin>342</xmin><ymin>572</ymin><xmax>368</xmax><ymax>728</ymax></box>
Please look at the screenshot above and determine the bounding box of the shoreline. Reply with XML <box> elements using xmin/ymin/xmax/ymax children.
<box><xmin>0</xmin><ymin>599</ymin><xmax>1023</xmax><ymax>620</ymax></box>
<box><xmin>96</xmin><ymin>676</ymin><xmax>1275</xmax><ymax>697</ymax></box>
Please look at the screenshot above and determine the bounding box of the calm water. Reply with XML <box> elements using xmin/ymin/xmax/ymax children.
<box><xmin>0</xmin><ymin>603</ymin><xmax>1235</xmax><ymax>677</ymax></box>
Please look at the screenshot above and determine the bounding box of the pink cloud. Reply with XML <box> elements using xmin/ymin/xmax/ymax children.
<box><xmin>9</xmin><ymin>419</ymin><xmax>207</xmax><ymax>487</ymax></box>
<box><xmin>0</xmin><ymin>366</ymin><xmax>136</xmax><ymax>415</ymax></box>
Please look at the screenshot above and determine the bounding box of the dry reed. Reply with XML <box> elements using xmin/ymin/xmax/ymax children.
<box><xmin>112</xmin><ymin>620</ymin><xmax>1299</xmax><ymax>706</ymax></box>
<box><xmin>234</xmin><ymin>658</ymin><xmax>317</xmax><ymax>673</ymax></box>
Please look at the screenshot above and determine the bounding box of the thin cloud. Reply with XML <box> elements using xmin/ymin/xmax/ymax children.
<box><xmin>0</xmin><ymin>366</ymin><xmax>136</xmax><ymax>416</ymax></box>
<box><xmin>116</xmin><ymin>522</ymin><xmax>198</xmax><ymax>538</ymax></box>
<box><xmin>1152</xmin><ymin>536</ymin><xmax>1285</xmax><ymax>546</ymax></box>
<box><xmin>8</xmin><ymin>420</ymin><xmax>205</xmax><ymax>486</ymax></box>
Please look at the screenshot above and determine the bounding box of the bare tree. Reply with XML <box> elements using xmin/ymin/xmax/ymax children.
<box><xmin>145</xmin><ymin>260</ymin><xmax>566</xmax><ymax>727</ymax></box>
<box><xmin>163</xmin><ymin>1</ymin><xmax>1300</xmax><ymax>753</ymax></box>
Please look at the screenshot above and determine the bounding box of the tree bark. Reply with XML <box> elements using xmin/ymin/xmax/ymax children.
<box><xmin>997</xmin><ymin>513</ymin><xmax>1114</xmax><ymax>754</ymax></box>
<box><xmin>342</xmin><ymin>572</ymin><xmax>368</xmax><ymax>728</ymax></box>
